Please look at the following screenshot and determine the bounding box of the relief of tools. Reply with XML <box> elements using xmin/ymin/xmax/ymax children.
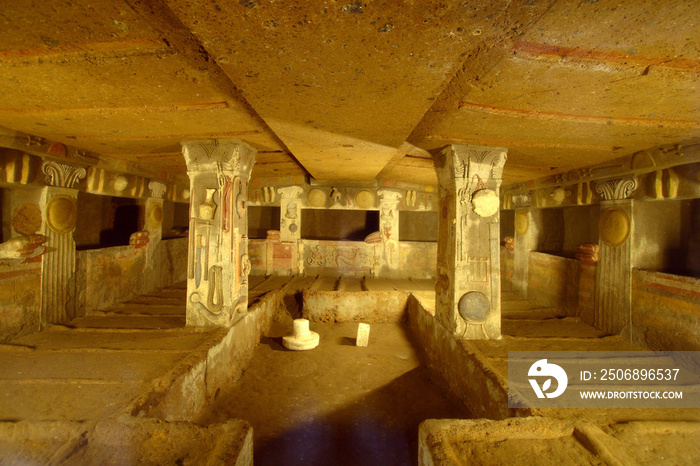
<box><xmin>196</xmin><ymin>188</ymin><xmax>218</xmax><ymax>288</ymax></box>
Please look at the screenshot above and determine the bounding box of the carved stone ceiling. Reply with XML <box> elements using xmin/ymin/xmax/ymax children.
<box><xmin>0</xmin><ymin>0</ymin><xmax>697</xmax><ymax>187</ymax></box>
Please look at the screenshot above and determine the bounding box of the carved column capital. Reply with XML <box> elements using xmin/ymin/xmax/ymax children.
<box><xmin>182</xmin><ymin>139</ymin><xmax>256</xmax><ymax>180</ymax></box>
<box><xmin>512</xmin><ymin>193</ymin><xmax>531</xmax><ymax>208</ymax></box>
<box><xmin>148</xmin><ymin>180</ymin><xmax>167</xmax><ymax>199</ymax></box>
<box><xmin>595</xmin><ymin>175</ymin><xmax>638</xmax><ymax>201</ymax></box>
<box><xmin>433</xmin><ymin>145</ymin><xmax>507</xmax><ymax>190</ymax></box>
<box><xmin>277</xmin><ymin>185</ymin><xmax>304</xmax><ymax>199</ymax></box>
<box><xmin>41</xmin><ymin>161</ymin><xmax>86</xmax><ymax>188</ymax></box>
<box><xmin>377</xmin><ymin>188</ymin><xmax>403</xmax><ymax>204</ymax></box>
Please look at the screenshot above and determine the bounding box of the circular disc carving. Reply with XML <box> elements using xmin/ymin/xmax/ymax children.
<box><xmin>471</xmin><ymin>189</ymin><xmax>499</xmax><ymax>217</ymax></box>
<box><xmin>148</xmin><ymin>204</ymin><xmax>163</xmax><ymax>228</ymax></box>
<box><xmin>355</xmin><ymin>189</ymin><xmax>375</xmax><ymax>209</ymax></box>
<box><xmin>307</xmin><ymin>188</ymin><xmax>326</xmax><ymax>207</ymax></box>
<box><xmin>458</xmin><ymin>291</ymin><xmax>491</xmax><ymax>323</ymax></box>
<box><xmin>46</xmin><ymin>196</ymin><xmax>77</xmax><ymax>234</ymax></box>
<box><xmin>514</xmin><ymin>211</ymin><xmax>529</xmax><ymax>235</ymax></box>
<box><xmin>599</xmin><ymin>208</ymin><xmax>630</xmax><ymax>247</ymax></box>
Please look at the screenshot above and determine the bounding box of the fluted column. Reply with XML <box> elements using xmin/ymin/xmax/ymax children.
<box><xmin>143</xmin><ymin>180</ymin><xmax>166</xmax><ymax>269</ymax></box>
<box><xmin>40</xmin><ymin>161</ymin><xmax>86</xmax><ymax>325</ymax></box>
<box><xmin>182</xmin><ymin>139</ymin><xmax>256</xmax><ymax>327</ymax></box>
<box><xmin>512</xmin><ymin>193</ymin><xmax>535</xmax><ymax>298</ymax></box>
<box><xmin>594</xmin><ymin>175</ymin><xmax>638</xmax><ymax>336</ymax></box>
<box><xmin>433</xmin><ymin>145</ymin><xmax>507</xmax><ymax>339</ymax></box>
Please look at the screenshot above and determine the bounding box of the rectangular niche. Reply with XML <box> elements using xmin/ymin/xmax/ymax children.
<box><xmin>399</xmin><ymin>211</ymin><xmax>438</xmax><ymax>242</ymax></box>
<box><xmin>301</xmin><ymin>209</ymin><xmax>379</xmax><ymax>241</ymax></box>
<box><xmin>248</xmin><ymin>206</ymin><xmax>281</xmax><ymax>239</ymax></box>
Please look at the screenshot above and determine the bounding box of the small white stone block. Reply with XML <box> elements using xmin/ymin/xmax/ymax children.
<box><xmin>356</xmin><ymin>323</ymin><xmax>370</xmax><ymax>347</ymax></box>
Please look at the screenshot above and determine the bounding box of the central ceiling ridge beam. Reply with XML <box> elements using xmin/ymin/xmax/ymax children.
<box><xmin>123</xmin><ymin>0</ymin><xmax>305</xmax><ymax>174</ymax></box>
<box><xmin>458</xmin><ymin>101</ymin><xmax>700</xmax><ymax>129</ymax></box>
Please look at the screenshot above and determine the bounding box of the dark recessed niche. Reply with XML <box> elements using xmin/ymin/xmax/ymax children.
<box><xmin>301</xmin><ymin>209</ymin><xmax>379</xmax><ymax>241</ymax></box>
<box><xmin>399</xmin><ymin>211</ymin><xmax>438</xmax><ymax>242</ymax></box>
<box><xmin>248</xmin><ymin>206</ymin><xmax>281</xmax><ymax>239</ymax></box>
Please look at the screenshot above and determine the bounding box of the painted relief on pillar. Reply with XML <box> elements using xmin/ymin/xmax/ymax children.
<box><xmin>377</xmin><ymin>189</ymin><xmax>402</xmax><ymax>270</ymax></box>
<box><xmin>183</xmin><ymin>140</ymin><xmax>256</xmax><ymax>327</ymax></box>
<box><xmin>432</xmin><ymin>145</ymin><xmax>507</xmax><ymax>340</ymax></box>
<box><xmin>278</xmin><ymin>186</ymin><xmax>304</xmax><ymax>242</ymax></box>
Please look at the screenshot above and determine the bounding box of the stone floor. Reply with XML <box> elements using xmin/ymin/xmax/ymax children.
<box><xmin>198</xmin><ymin>321</ymin><xmax>469</xmax><ymax>466</ymax></box>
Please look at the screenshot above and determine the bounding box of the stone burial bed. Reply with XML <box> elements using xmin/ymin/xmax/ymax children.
<box><xmin>419</xmin><ymin>417</ymin><xmax>700</xmax><ymax>466</ymax></box>
<box><xmin>0</xmin><ymin>418</ymin><xmax>252</xmax><ymax>465</ymax></box>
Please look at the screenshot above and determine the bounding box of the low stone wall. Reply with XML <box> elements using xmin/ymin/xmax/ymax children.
<box><xmin>0</xmin><ymin>259</ymin><xmax>42</xmax><ymax>342</ymax></box>
<box><xmin>406</xmin><ymin>294</ymin><xmax>523</xmax><ymax>420</ymax></box>
<box><xmin>303</xmin><ymin>290</ymin><xmax>410</xmax><ymax>323</ymax></box>
<box><xmin>631</xmin><ymin>269</ymin><xmax>700</xmax><ymax>351</ymax></box>
<box><xmin>76</xmin><ymin>237</ymin><xmax>187</xmax><ymax>314</ymax></box>
<box><xmin>527</xmin><ymin>251</ymin><xmax>596</xmax><ymax>320</ymax></box>
<box><xmin>127</xmin><ymin>277</ymin><xmax>309</xmax><ymax>421</ymax></box>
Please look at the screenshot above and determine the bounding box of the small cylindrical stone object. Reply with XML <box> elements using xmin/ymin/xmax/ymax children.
<box><xmin>356</xmin><ymin>323</ymin><xmax>370</xmax><ymax>347</ymax></box>
<box><xmin>293</xmin><ymin>318</ymin><xmax>309</xmax><ymax>336</ymax></box>
<box><xmin>283</xmin><ymin>318</ymin><xmax>320</xmax><ymax>351</ymax></box>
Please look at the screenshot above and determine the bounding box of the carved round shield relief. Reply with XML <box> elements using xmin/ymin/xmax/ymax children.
<box><xmin>458</xmin><ymin>291</ymin><xmax>491</xmax><ymax>323</ymax></box>
<box><xmin>355</xmin><ymin>189</ymin><xmax>375</xmax><ymax>209</ymax></box>
<box><xmin>514</xmin><ymin>211</ymin><xmax>529</xmax><ymax>235</ymax></box>
<box><xmin>307</xmin><ymin>188</ymin><xmax>326</xmax><ymax>207</ymax></box>
<box><xmin>46</xmin><ymin>196</ymin><xmax>77</xmax><ymax>234</ymax></box>
<box><xmin>148</xmin><ymin>203</ymin><xmax>163</xmax><ymax>228</ymax></box>
<box><xmin>599</xmin><ymin>208</ymin><xmax>630</xmax><ymax>247</ymax></box>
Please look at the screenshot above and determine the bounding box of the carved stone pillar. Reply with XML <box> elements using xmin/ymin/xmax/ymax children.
<box><xmin>594</xmin><ymin>176</ymin><xmax>638</xmax><ymax>336</ymax></box>
<box><xmin>377</xmin><ymin>189</ymin><xmax>402</xmax><ymax>273</ymax></box>
<box><xmin>278</xmin><ymin>186</ymin><xmax>303</xmax><ymax>242</ymax></box>
<box><xmin>182</xmin><ymin>140</ymin><xmax>255</xmax><ymax>327</ymax></box>
<box><xmin>433</xmin><ymin>145</ymin><xmax>507</xmax><ymax>339</ymax></box>
<box><xmin>512</xmin><ymin>193</ymin><xmax>535</xmax><ymax>297</ymax></box>
<box><xmin>277</xmin><ymin>186</ymin><xmax>304</xmax><ymax>275</ymax></box>
<box><xmin>40</xmin><ymin>161</ymin><xmax>86</xmax><ymax>325</ymax></box>
<box><xmin>143</xmin><ymin>180</ymin><xmax>166</xmax><ymax>269</ymax></box>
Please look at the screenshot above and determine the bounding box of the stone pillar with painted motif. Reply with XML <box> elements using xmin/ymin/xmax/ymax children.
<box><xmin>594</xmin><ymin>175</ymin><xmax>638</xmax><ymax>337</ymax></box>
<box><xmin>182</xmin><ymin>139</ymin><xmax>256</xmax><ymax>327</ymax></box>
<box><xmin>433</xmin><ymin>145</ymin><xmax>507</xmax><ymax>339</ymax></box>
<box><xmin>277</xmin><ymin>185</ymin><xmax>304</xmax><ymax>274</ymax></box>
<box><xmin>143</xmin><ymin>180</ymin><xmax>166</xmax><ymax>269</ymax></box>
<box><xmin>377</xmin><ymin>189</ymin><xmax>402</xmax><ymax>274</ymax></box>
<box><xmin>40</xmin><ymin>161</ymin><xmax>87</xmax><ymax>326</ymax></box>
<box><xmin>512</xmin><ymin>193</ymin><xmax>536</xmax><ymax>298</ymax></box>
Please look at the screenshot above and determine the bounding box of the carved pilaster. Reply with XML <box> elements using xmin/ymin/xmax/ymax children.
<box><xmin>182</xmin><ymin>139</ymin><xmax>256</xmax><ymax>327</ymax></box>
<box><xmin>433</xmin><ymin>145</ymin><xmax>507</xmax><ymax>340</ymax></box>
<box><xmin>143</xmin><ymin>181</ymin><xmax>166</xmax><ymax>269</ymax></box>
<box><xmin>38</xmin><ymin>162</ymin><xmax>86</xmax><ymax>326</ymax></box>
<box><xmin>377</xmin><ymin>189</ymin><xmax>402</xmax><ymax>272</ymax></box>
<box><xmin>277</xmin><ymin>186</ymin><xmax>304</xmax><ymax>242</ymax></box>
